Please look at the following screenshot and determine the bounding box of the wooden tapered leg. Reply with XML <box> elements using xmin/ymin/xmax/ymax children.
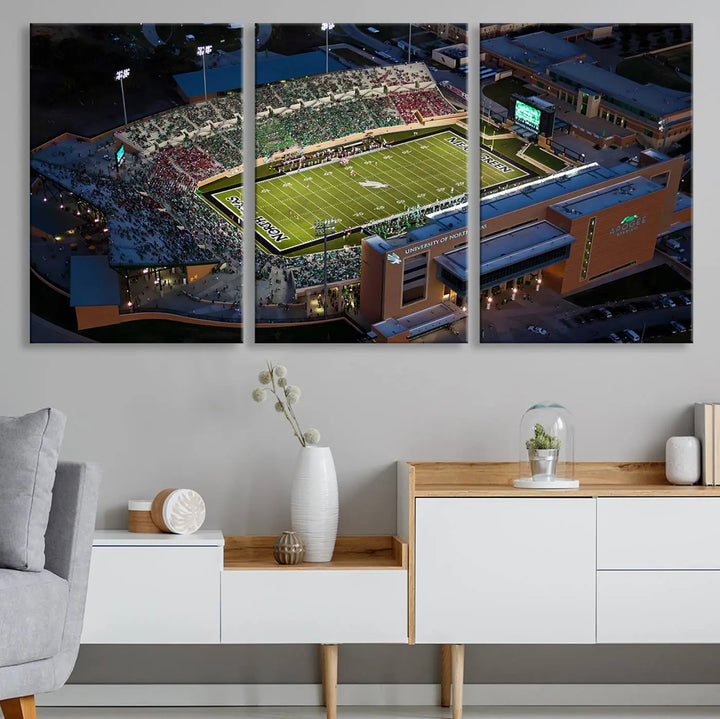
<box><xmin>440</xmin><ymin>644</ymin><xmax>452</xmax><ymax>707</ymax></box>
<box><xmin>1</xmin><ymin>696</ymin><xmax>37</xmax><ymax>719</ymax></box>
<box><xmin>320</xmin><ymin>644</ymin><xmax>338</xmax><ymax>719</ymax></box>
<box><xmin>451</xmin><ymin>644</ymin><xmax>464</xmax><ymax>719</ymax></box>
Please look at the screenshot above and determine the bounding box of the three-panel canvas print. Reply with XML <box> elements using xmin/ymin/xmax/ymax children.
<box><xmin>30</xmin><ymin>23</ymin><xmax>692</xmax><ymax>344</ymax></box>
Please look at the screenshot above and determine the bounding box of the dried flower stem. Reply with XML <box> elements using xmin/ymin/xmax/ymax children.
<box><xmin>267</xmin><ymin>361</ymin><xmax>307</xmax><ymax>447</ymax></box>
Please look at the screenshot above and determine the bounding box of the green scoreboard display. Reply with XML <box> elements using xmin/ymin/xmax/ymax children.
<box><xmin>510</xmin><ymin>95</ymin><xmax>555</xmax><ymax>137</ymax></box>
<box><xmin>514</xmin><ymin>100</ymin><xmax>542</xmax><ymax>131</ymax></box>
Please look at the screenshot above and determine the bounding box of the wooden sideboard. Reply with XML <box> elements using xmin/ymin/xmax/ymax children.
<box><xmin>398</xmin><ymin>461</ymin><xmax>720</xmax><ymax>719</ymax></box>
<box><xmin>81</xmin><ymin>463</ymin><xmax>720</xmax><ymax>719</ymax></box>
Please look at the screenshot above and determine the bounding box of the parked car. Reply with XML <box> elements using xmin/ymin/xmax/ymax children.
<box><xmin>622</xmin><ymin>329</ymin><xmax>641</xmax><ymax>343</ymax></box>
<box><xmin>670</xmin><ymin>320</ymin><xmax>686</xmax><ymax>333</ymax></box>
<box><xmin>679</xmin><ymin>295</ymin><xmax>692</xmax><ymax>306</ymax></box>
<box><xmin>660</xmin><ymin>297</ymin><xmax>676</xmax><ymax>308</ymax></box>
<box><xmin>608</xmin><ymin>333</ymin><xmax>622</xmax><ymax>343</ymax></box>
<box><xmin>598</xmin><ymin>306</ymin><xmax>613</xmax><ymax>319</ymax></box>
<box><xmin>527</xmin><ymin>325</ymin><xmax>548</xmax><ymax>336</ymax></box>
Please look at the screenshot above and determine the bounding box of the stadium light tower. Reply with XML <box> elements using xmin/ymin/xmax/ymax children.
<box><xmin>408</xmin><ymin>24</ymin><xmax>412</xmax><ymax>64</ymax></box>
<box><xmin>197</xmin><ymin>45</ymin><xmax>213</xmax><ymax>103</ymax></box>
<box><xmin>314</xmin><ymin>218</ymin><xmax>337</xmax><ymax>317</ymax></box>
<box><xmin>321</xmin><ymin>23</ymin><xmax>335</xmax><ymax>73</ymax></box>
<box><xmin>114</xmin><ymin>68</ymin><xmax>130</xmax><ymax>127</ymax></box>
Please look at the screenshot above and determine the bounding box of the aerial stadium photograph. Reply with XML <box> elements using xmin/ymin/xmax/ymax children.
<box><xmin>213</xmin><ymin>23</ymin><xmax>467</xmax><ymax>343</ymax></box>
<box><xmin>479</xmin><ymin>23</ymin><xmax>692</xmax><ymax>343</ymax></box>
<box><xmin>30</xmin><ymin>24</ymin><xmax>244</xmax><ymax>343</ymax></box>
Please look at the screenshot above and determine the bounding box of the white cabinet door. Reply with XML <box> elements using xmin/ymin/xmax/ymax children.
<box><xmin>598</xmin><ymin>571</ymin><xmax>720</xmax><ymax>642</ymax></box>
<box><xmin>415</xmin><ymin>498</ymin><xmax>596</xmax><ymax>644</ymax></box>
<box><xmin>598</xmin><ymin>498</ymin><xmax>720</xmax><ymax>569</ymax></box>
<box><xmin>82</xmin><ymin>546</ymin><xmax>221</xmax><ymax>643</ymax></box>
<box><xmin>222</xmin><ymin>570</ymin><xmax>407</xmax><ymax>644</ymax></box>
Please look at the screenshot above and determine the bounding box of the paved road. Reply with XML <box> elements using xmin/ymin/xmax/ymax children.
<box><xmin>141</xmin><ymin>23</ymin><xmax>162</xmax><ymax>47</ymax></box>
<box><xmin>340</xmin><ymin>24</ymin><xmax>406</xmax><ymax>61</ymax></box>
<box><xmin>256</xmin><ymin>24</ymin><xmax>272</xmax><ymax>49</ymax></box>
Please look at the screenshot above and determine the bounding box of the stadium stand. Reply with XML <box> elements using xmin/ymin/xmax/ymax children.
<box><xmin>30</xmin><ymin>61</ymin><xmax>456</xmax><ymax>271</ymax></box>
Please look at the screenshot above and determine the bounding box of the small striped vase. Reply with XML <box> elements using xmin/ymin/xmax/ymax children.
<box><xmin>290</xmin><ymin>446</ymin><xmax>338</xmax><ymax>562</ymax></box>
<box><xmin>273</xmin><ymin>531</ymin><xmax>305</xmax><ymax>565</ymax></box>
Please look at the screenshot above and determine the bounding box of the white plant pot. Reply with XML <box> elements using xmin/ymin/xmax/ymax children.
<box><xmin>290</xmin><ymin>446</ymin><xmax>338</xmax><ymax>562</ymax></box>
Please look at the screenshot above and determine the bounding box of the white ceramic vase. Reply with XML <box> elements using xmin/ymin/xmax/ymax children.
<box><xmin>290</xmin><ymin>446</ymin><xmax>338</xmax><ymax>562</ymax></box>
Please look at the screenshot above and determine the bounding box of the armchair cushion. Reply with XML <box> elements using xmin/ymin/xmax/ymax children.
<box><xmin>0</xmin><ymin>568</ymin><xmax>68</xmax><ymax>667</ymax></box>
<box><xmin>0</xmin><ymin>408</ymin><xmax>66</xmax><ymax>571</ymax></box>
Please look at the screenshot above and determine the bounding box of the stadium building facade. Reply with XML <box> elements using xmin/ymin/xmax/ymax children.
<box><xmin>360</xmin><ymin>208</ymin><xmax>468</xmax><ymax>342</ymax></box>
<box><xmin>358</xmin><ymin>149</ymin><xmax>690</xmax><ymax>341</ymax></box>
<box><xmin>481</xmin><ymin>150</ymin><xmax>690</xmax><ymax>295</ymax></box>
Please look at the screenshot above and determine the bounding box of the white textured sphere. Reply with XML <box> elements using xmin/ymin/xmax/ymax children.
<box><xmin>162</xmin><ymin>489</ymin><xmax>206</xmax><ymax>534</ymax></box>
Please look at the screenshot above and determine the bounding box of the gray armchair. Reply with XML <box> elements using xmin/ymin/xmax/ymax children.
<box><xmin>0</xmin><ymin>462</ymin><xmax>101</xmax><ymax>719</ymax></box>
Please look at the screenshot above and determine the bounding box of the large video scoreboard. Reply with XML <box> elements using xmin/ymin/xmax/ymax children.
<box><xmin>510</xmin><ymin>95</ymin><xmax>555</xmax><ymax>138</ymax></box>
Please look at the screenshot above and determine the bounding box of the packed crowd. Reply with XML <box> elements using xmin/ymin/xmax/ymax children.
<box><xmin>392</xmin><ymin>89</ymin><xmax>455</xmax><ymax>124</ymax></box>
<box><xmin>366</xmin><ymin>193</ymin><xmax>468</xmax><ymax>239</ymax></box>
<box><xmin>255</xmin><ymin>247</ymin><xmax>361</xmax><ymax>291</ymax></box>
<box><xmin>255</xmin><ymin>62</ymin><xmax>435</xmax><ymax>111</ymax></box>
<box><xmin>255</xmin><ymin>89</ymin><xmax>453</xmax><ymax>157</ymax></box>
<box><xmin>121</xmin><ymin>95</ymin><xmax>244</xmax><ymax>168</ymax></box>
<box><xmin>255</xmin><ymin>96</ymin><xmax>406</xmax><ymax>156</ymax></box>
<box><xmin>31</xmin><ymin>139</ymin><xmax>243</xmax><ymax>269</ymax></box>
<box><xmin>116</xmin><ymin>62</ymin><xmax>451</xmax><ymax>171</ymax></box>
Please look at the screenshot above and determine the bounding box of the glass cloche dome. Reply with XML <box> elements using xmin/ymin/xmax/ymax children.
<box><xmin>515</xmin><ymin>402</ymin><xmax>577</xmax><ymax>489</ymax></box>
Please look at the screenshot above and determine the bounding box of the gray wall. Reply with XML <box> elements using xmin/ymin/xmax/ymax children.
<box><xmin>7</xmin><ymin>0</ymin><xmax>718</xmax><ymax>686</ymax></box>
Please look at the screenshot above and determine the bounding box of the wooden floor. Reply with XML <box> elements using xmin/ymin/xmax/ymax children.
<box><xmin>33</xmin><ymin>708</ymin><xmax>720</xmax><ymax>719</ymax></box>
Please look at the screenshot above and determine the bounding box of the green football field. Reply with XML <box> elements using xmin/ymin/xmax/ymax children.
<box><xmin>202</xmin><ymin>129</ymin><xmax>531</xmax><ymax>254</ymax></box>
<box><xmin>208</xmin><ymin>130</ymin><xmax>469</xmax><ymax>253</ymax></box>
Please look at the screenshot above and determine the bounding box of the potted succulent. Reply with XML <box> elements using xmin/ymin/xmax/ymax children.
<box><xmin>525</xmin><ymin>423</ymin><xmax>561</xmax><ymax>480</ymax></box>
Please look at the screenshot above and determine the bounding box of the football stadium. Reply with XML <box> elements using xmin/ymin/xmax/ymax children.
<box><xmin>195</xmin><ymin>55</ymin><xmax>471</xmax><ymax>342</ymax></box>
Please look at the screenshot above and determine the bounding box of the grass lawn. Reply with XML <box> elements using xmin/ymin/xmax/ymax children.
<box><xmin>658</xmin><ymin>45</ymin><xmax>692</xmax><ymax>76</ymax></box>
<box><xmin>483</xmin><ymin>77</ymin><xmax>534</xmax><ymax>110</ymax></box>
<box><xmin>616</xmin><ymin>54</ymin><xmax>691</xmax><ymax>92</ymax></box>
<box><xmin>524</xmin><ymin>144</ymin><xmax>569</xmax><ymax>171</ymax></box>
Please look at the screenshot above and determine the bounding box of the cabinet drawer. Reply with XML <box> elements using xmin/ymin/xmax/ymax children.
<box><xmin>81</xmin><ymin>546</ymin><xmax>222</xmax><ymax>643</ymax></box>
<box><xmin>597</xmin><ymin>571</ymin><xmax>720</xmax><ymax>643</ymax></box>
<box><xmin>221</xmin><ymin>570</ymin><xmax>407</xmax><ymax>644</ymax></box>
<box><xmin>597</xmin><ymin>498</ymin><xmax>720</xmax><ymax>569</ymax></box>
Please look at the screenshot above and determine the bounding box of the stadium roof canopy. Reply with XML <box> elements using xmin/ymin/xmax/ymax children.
<box><xmin>481</xmin><ymin>163</ymin><xmax>635</xmax><ymax>222</ymax></box>
<box><xmin>256</xmin><ymin>50</ymin><xmax>344</xmax><ymax>86</ymax></box>
<box><xmin>482</xmin><ymin>31</ymin><xmax>591</xmax><ymax>72</ymax></box>
<box><xmin>550</xmin><ymin>176</ymin><xmax>663</xmax><ymax>219</ymax></box>
<box><xmin>480</xmin><ymin>220</ymin><xmax>577</xmax><ymax>275</ymax></box>
<box><xmin>434</xmin><ymin>245</ymin><xmax>467</xmax><ymax>282</ymax></box>
<box><xmin>436</xmin><ymin>44</ymin><xmax>468</xmax><ymax>60</ymax></box>
<box><xmin>174</xmin><ymin>63</ymin><xmax>243</xmax><ymax>99</ymax></box>
<box><xmin>481</xmin><ymin>36</ymin><xmax>554</xmax><ymax>73</ymax></box>
<box><xmin>512</xmin><ymin>31</ymin><xmax>590</xmax><ymax>63</ymax></box>
<box><xmin>548</xmin><ymin>60</ymin><xmax>691</xmax><ymax>119</ymax></box>
<box><xmin>70</xmin><ymin>256</ymin><xmax>121</xmax><ymax>308</ymax></box>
